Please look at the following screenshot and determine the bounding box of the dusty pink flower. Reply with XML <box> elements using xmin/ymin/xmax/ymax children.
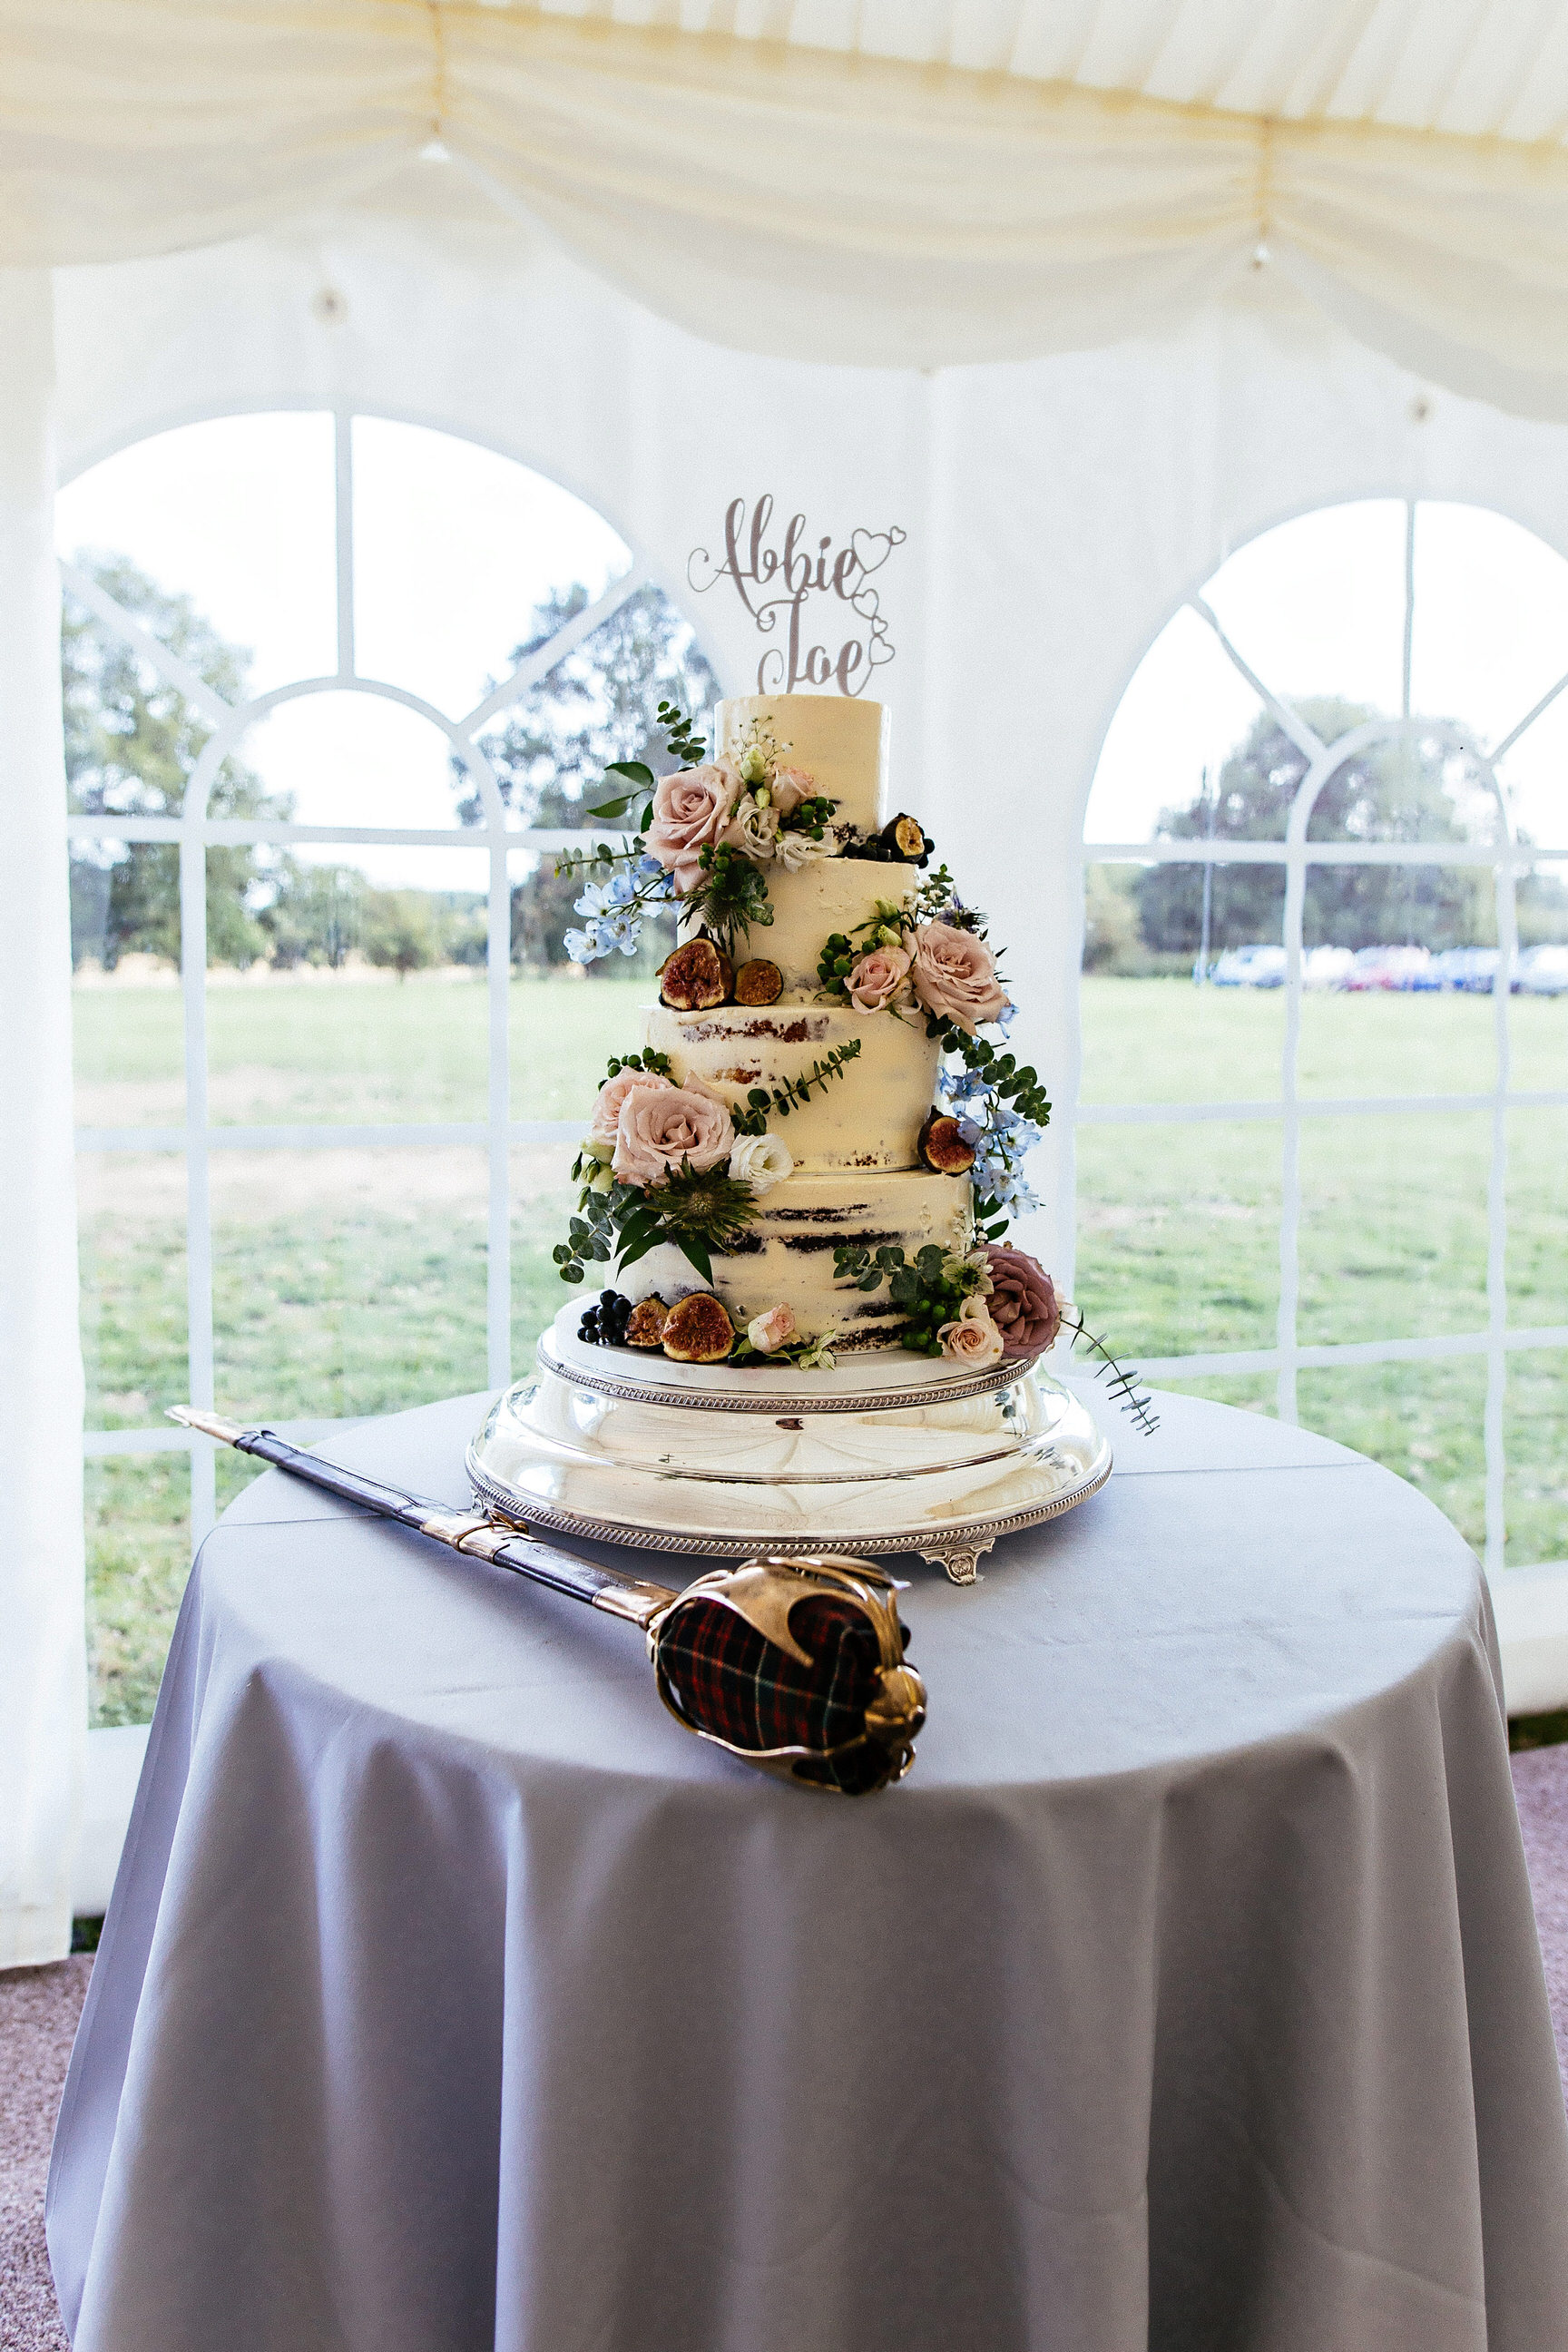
<box><xmin>588</xmin><ymin>1066</ymin><xmax>673</xmax><ymax>1148</ymax></box>
<box><xmin>910</xmin><ymin>921</ymin><xmax>1007</xmax><ymax>1036</ymax></box>
<box><xmin>769</xmin><ymin>765</ymin><xmax>816</xmax><ymax>818</ymax></box>
<box><xmin>612</xmin><ymin>1081</ymin><xmax>735</xmax><ymax>1187</ymax></box>
<box><xmin>983</xmin><ymin>1247</ymin><xmax>1060</xmax><ymax>1358</ymax></box>
<box><xmin>747</xmin><ymin>1303</ymin><xmax>798</xmax><ymax>1354</ymax></box>
<box><xmin>845</xmin><ymin>943</ymin><xmax>913</xmax><ymax>1014</ymax></box>
<box><xmin>646</xmin><ymin>762</ymin><xmax>743</xmax><ymax>894</ymax></box>
<box><xmin>938</xmin><ymin>1302</ymin><xmax>1004</xmax><ymax>1367</ymax></box>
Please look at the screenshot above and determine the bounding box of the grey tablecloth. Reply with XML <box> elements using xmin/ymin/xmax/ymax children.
<box><xmin>46</xmin><ymin>1388</ymin><xmax>1568</xmax><ymax>2351</ymax></box>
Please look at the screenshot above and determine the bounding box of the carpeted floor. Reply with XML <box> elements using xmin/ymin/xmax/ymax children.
<box><xmin>1511</xmin><ymin>1745</ymin><xmax>1568</xmax><ymax>2088</ymax></box>
<box><xmin>0</xmin><ymin>1956</ymin><xmax>89</xmax><ymax>2352</ymax></box>
<box><xmin>5</xmin><ymin>1752</ymin><xmax>1568</xmax><ymax>2347</ymax></box>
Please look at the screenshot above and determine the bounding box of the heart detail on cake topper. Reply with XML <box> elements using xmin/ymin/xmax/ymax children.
<box><xmin>849</xmin><ymin>525</ymin><xmax>906</xmax><ymax>579</ymax></box>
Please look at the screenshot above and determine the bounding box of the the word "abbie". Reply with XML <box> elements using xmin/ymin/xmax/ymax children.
<box><xmin>688</xmin><ymin>497</ymin><xmax>906</xmax><ymax>697</ymax></box>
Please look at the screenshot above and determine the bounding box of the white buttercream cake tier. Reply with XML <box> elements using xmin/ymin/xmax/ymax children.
<box><xmin>614</xmin><ymin>1168</ymin><xmax>972</xmax><ymax>1351</ymax></box>
<box><xmin>644</xmin><ymin>999</ymin><xmax>939</xmax><ymax>1171</ymax></box>
<box><xmin>714</xmin><ymin>692</ymin><xmax>887</xmax><ymax>835</ymax></box>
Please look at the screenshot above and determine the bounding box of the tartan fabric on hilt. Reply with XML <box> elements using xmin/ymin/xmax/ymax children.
<box><xmin>654</xmin><ymin>1593</ymin><xmax>889</xmax><ymax>1792</ymax></box>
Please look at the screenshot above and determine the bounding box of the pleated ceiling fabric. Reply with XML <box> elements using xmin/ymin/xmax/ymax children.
<box><xmin>10</xmin><ymin>3</ymin><xmax>1568</xmax><ymax>406</ymax></box>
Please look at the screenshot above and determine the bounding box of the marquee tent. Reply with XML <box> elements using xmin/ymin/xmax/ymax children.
<box><xmin>8</xmin><ymin>0</ymin><xmax>1568</xmax><ymax>1965</ymax></box>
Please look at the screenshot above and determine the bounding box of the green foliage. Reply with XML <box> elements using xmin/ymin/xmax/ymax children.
<box><xmin>1134</xmin><ymin>700</ymin><xmax>1495</xmax><ymax>957</ymax></box>
<box><xmin>681</xmin><ymin>841</ymin><xmax>775</xmax><ymax>956</ymax></box>
<box><xmin>603</xmin><ymin>1048</ymin><xmax>673</xmax><ymax>1081</ymax></box>
<box><xmin>831</xmin><ymin>1240</ymin><xmax>975</xmax><ymax>1357</ymax></box>
<box><xmin>554</xmin><ymin>1158</ymin><xmax>761</xmax><ymax>1289</ymax></box>
<box><xmin>64</xmin><ymin>551</ymin><xmax>288</xmax><ymax>968</ymax></box>
<box><xmin>730</xmin><ymin>1038</ymin><xmax>862</xmax><ymax>1134</ymax></box>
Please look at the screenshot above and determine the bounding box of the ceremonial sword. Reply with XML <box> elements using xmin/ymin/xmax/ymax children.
<box><xmin>170</xmin><ymin>1408</ymin><xmax>926</xmax><ymax>1795</ymax></box>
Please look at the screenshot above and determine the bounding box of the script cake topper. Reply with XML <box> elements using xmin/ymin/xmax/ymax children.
<box><xmin>688</xmin><ymin>496</ymin><xmax>907</xmax><ymax>697</ymax></box>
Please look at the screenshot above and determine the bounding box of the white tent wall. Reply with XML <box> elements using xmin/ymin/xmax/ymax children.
<box><xmin>38</xmin><ymin>214</ymin><xmax>1568</xmax><ymax>1928</ymax></box>
<box><xmin>1</xmin><ymin>270</ymin><xmax>85</xmax><ymax>1968</ymax></box>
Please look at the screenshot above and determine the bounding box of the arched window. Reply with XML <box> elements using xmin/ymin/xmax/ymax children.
<box><xmin>64</xmin><ymin>410</ymin><xmax>719</xmax><ymax>1726</ymax></box>
<box><xmin>1081</xmin><ymin>499</ymin><xmax>1568</xmax><ymax>1579</ymax></box>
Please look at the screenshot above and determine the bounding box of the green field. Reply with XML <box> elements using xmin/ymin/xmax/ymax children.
<box><xmin>75</xmin><ymin>972</ymin><xmax>1568</xmax><ymax>1724</ymax></box>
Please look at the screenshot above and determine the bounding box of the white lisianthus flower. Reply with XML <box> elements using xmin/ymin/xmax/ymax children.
<box><xmin>774</xmin><ymin>826</ymin><xmax>839</xmax><ymax>872</ymax></box>
<box><xmin>736</xmin><ymin>743</ymin><xmax>769</xmax><ymax>786</ymax></box>
<box><xmin>726</xmin><ymin>798</ymin><xmax>781</xmax><ymax>862</ymax></box>
<box><xmin>729</xmin><ymin>1132</ymin><xmax>794</xmax><ymax>1195</ymax></box>
<box><xmin>795</xmin><ymin>1329</ymin><xmax>838</xmax><ymax>1370</ymax></box>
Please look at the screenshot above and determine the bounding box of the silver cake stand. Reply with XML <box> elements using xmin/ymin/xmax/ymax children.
<box><xmin>466</xmin><ymin>1298</ymin><xmax>1113</xmax><ymax>1584</ymax></box>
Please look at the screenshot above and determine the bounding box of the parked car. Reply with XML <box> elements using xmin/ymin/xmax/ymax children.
<box><xmin>1514</xmin><ymin>943</ymin><xmax>1568</xmax><ymax>996</ymax></box>
<box><xmin>1302</xmin><ymin>946</ymin><xmax>1355</xmax><ymax>990</ymax></box>
<box><xmin>1432</xmin><ymin>946</ymin><xmax>1502</xmax><ymax>994</ymax></box>
<box><xmin>1344</xmin><ymin>946</ymin><xmax>1435</xmax><ymax>992</ymax></box>
<box><xmin>1210</xmin><ymin>944</ymin><xmax>1288</xmax><ymax>988</ymax></box>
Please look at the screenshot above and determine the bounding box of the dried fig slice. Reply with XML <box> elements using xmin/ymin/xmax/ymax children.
<box><xmin>626</xmin><ymin>1297</ymin><xmax>670</xmax><ymax>1348</ymax></box>
<box><xmin>918</xmin><ymin>1111</ymin><xmax>977</xmax><ymax>1173</ymax></box>
<box><xmin>660</xmin><ymin>938</ymin><xmax>733</xmax><ymax>1010</ymax></box>
<box><xmin>662</xmin><ymin>1292</ymin><xmax>735</xmax><ymax>1363</ymax></box>
<box><xmin>734</xmin><ymin>958</ymin><xmax>783</xmax><ymax>1006</ymax></box>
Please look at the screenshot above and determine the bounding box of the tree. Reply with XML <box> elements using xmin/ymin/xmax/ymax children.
<box><xmin>1134</xmin><ymin>699</ymin><xmax>1494</xmax><ymax>957</ymax></box>
<box><xmin>64</xmin><ymin>552</ymin><xmax>290</xmax><ymax>968</ymax></box>
<box><xmin>359</xmin><ymin>890</ymin><xmax>441</xmax><ymax>980</ymax></box>
<box><xmin>457</xmin><ymin>583</ymin><xmax>720</xmax><ymax>970</ymax></box>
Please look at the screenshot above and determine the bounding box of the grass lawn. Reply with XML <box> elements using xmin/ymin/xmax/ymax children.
<box><xmin>74</xmin><ymin>970</ymin><xmax>1568</xmax><ymax>1724</ymax></box>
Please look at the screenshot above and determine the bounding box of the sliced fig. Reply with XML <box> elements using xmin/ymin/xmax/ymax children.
<box><xmin>626</xmin><ymin>1297</ymin><xmax>670</xmax><ymax>1348</ymax></box>
<box><xmin>660</xmin><ymin>937</ymin><xmax>733</xmax><ymax>1010</ymax></box>
<box><xmin>918</xmin><ymin>1111</ymin><xmax>976</xmax><ymax>1173</ymax></box>
<box><xmin>734</xmin><ymin>958</ymin><xmax>783</xmax><ymax>1007</ymax></box>
<box><xmin>662</xmin><ymin>1292</ymin><xmax>735</xmax><ymax>1363</ymax></box>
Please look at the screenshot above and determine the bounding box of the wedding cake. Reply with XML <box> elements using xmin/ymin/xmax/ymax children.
<box><xmin>553</xmin><ymin>693</ymin><xmax>1059</xmax><ymax>1370</ymax></box>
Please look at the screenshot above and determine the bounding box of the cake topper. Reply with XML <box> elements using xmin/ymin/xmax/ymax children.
<box><xmin>688</xmin><ymin>496</ymin><xmax>906</xmax><ymax>697</ymax></box>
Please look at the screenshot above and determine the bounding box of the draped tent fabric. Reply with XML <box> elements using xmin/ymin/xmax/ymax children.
<box><xmin>8</xmin><ymin>5</ymin><xmax>1568</xmax><ymax>407</ymax></box>
<box><xmin>0</xmin><ymin>270</ymin><xmax>85</xmax><ymax>1971</ymax></box>
<box><xmin>11</xmin><ymin>0</ymin><xmax>1568</xmax><ymax>1969</ymax></box>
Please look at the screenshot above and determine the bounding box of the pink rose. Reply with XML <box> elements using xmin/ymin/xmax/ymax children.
<box><xmin>845</xmin><ymin>943</ymin><xmax>913</xmax><ymax>1014</ymax></box>
<box><xmin>612</xmin><ymin>1081</ymin><xmax>735</xmax><ymax>1187</ymax></box>
<box><xmin>646</xmin><ymin>762</ymin><xmax>743</xmax><ymax>894</ymax></box>
<box><xmin>769</xmin><ymin>766</ymin><xmax>816</xmax><ymax>818</ymax></box>
<box><xmin>747</xmin><ymin>1303</ymin><xmax>798</xmax><ymax>1354</ymax></box>
<box><xmin>983</xmin><ymin>1247</ymin><xmax>1060</xmax><ymax>1358</ymax></box>
<box><xmin>588</xmin><ymin>1066</ymin><xmax>673</xmax><ymax>1148</ymax></box>
<box><xmin>910</xmin><ymin>921</ymin><xmax>1007</xmax><ymax>1036</ymax></box>
<box><xmin>937</xmin><ymin>1302</ymin><xmax>1004</xmax><ymax>1367</ymax></box>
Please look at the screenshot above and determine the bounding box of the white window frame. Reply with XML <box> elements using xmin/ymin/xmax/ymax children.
<box><xmin>1079</xmin><ymin>499</ymin><xmax>1568</xmax><ymax>1575</ymax></box>
<box><xmin>69</xmin><ymin>404</ymin><xmax>690</xmax><ymax>1549</ymax></box>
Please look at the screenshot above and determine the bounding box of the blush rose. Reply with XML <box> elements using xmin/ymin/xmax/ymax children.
<box><xmin>937</xmin><ymin>1298</ymin><xmax>1004</xmax><ymax>1368</ymax></box>
<box><xmin>769</xmin><ymin>766</ymin><xmax>816</xmax><ymax>818</ymax></box>
<box><xmin>984</xmin><ymin>1246</ymin><xmax>1061</xmax><ymax>1358</ymax></box>
<box><xmin>910</xmin><ymin>921</ymin><xmax>1008</xmax><ymax>1036</ymax></box>
<box><xmin>746</xmin><ymin>1303</ymin><xmax>798</xmax><ymax>1354</ymax></box>
<box><xmin>587</xmin><ymin>1066</ymin><xmax>673</xmax><ymax>1149</ymax></box>
<box><xmin>612</xmin><ymin>1081</ymin><xmax>735</xmax><ymax>1187</ymax></box>
<box><xmin>845</xmin><ymin>943</ymin><xmax>913</xmax><ymax>1014</ymax></box>
<box><xmin>646</xmin><ymin>762</ymin><xmax>743</xmax><ymax>894</ymax></box>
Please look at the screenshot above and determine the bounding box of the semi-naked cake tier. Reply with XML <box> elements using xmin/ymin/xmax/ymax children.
<box><xmin>624</xmin><ymin>691</ymin><xmax>971</xmax><ymax>1351</ymax></box>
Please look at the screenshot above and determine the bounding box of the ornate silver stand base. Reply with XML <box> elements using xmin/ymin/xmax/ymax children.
<box><xmin>467</xmin><ymin>1301</ymin><xmax>1112</xmax><ymax>1584</ymax></box>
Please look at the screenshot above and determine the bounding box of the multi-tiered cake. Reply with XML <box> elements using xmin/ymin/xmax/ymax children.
<box><xmin>554</xmin><ymin>692</ymin><xmax>1058</xmax><ymax>1371</ymax></box>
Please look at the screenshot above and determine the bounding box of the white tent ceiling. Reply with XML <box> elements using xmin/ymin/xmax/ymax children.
<box><xmin>9</xmin><ymin>1</ymin><xmax>1568</xmax><ymax>406</ymax></box>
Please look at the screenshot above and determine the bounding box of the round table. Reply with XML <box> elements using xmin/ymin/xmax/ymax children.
<box><xmin>46</xmin><ymin>1387</ymin><xmax>1568</xmax><ymax>2352</ymax></box>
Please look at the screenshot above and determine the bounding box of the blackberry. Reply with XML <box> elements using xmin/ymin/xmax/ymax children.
<box><xmin>598</xmin><ymin>1289</ymin><xmax>632</xmax><ymax>1347</ymax></box>
<box><xmin>578</xmin><ymin>1307</ymin><xmax>603</xmax><ymax>1344</ymax></box>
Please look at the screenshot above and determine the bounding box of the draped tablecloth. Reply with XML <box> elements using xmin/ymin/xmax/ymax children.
<box><xmin>45</xmin><ymin>1387</ymin><xmax>1568</xmax><ymax>2352</ymax></box>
